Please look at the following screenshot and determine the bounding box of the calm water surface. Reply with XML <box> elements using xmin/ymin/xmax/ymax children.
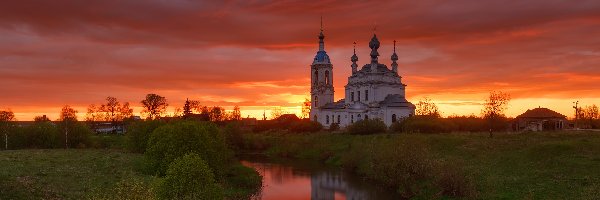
<box><xmin>241</xmin><ymin>156</ymin><xmax>401</xmax><ymax>200</ymax></box>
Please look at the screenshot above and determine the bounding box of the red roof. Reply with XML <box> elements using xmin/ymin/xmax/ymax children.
<box><xmin>515</xmin><ymin>107</ymin><xmax>566</xmax><ymax>119</ymax></box>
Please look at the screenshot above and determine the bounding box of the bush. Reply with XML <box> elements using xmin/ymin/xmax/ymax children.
<box><xmin>346</xmin><ymin>119</ymin><xmax>387</xmax><ymax>135</ymax></box>
<box><xmin>435</xmin><ymin>163</ymin><xmax>477</xmax><ymax>198</ymax></box>
<box><xmin>126</xmin><ymin>120</ymin><xmax>166</xmax><ymax>153</ymax></box>
<box><xmin>155</xmin><ymin>153</ymin><xmax>224</xmax><ymax>200</ymax></box>
<box><xmin>23</xmin><ymin>122</ymin><xmax>61</xmax><ymax>148</ymax></box>
<box><xmin>290</xmin><ymin>120</ymin><xmax>323</xmax><ymax>133</ymax></box>
<box><xmin>223</xmin><ymin>164</ymin><xmax>262</xmax><ymax>199</ymax></box>
<box><xmin>223</xmin><ymin>122</ymin><xmax>244</xmax><ymax>150</ymax></box>
<box><xmin>328</xmin><ymin>123</ymin><xmax>340</xmax><ymax>132</ymax></box>
<box><xmin>145</xmin><ymin>121</ymin><xmax>232</xmax><ymax>177</ymax></box>
<box><xmin>65</xmin><ymin>122</ymin><xmax>93</xmax><ymax>148</ymax></box>
<box><xmin>392</xmin><ymin>116</ymin><xmax>452</xmax><ymax>134</ymax></box>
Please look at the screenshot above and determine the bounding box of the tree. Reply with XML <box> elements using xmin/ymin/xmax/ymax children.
<box><xmin>33</xmin><ymin>115</ymin><xmax>51</xmax><ymax>122</ymax></box>
<box><xmin>482</xmin><ymin>91</ymin><xmax>510</xmax><ymax>137</ymax></box>
<box><xmin>59</xmin><ymin>105</ymin><xmax>78</xmax><ymax>148</ymax></box>
<box><xmin>141</xmin><ymin>93</ymin><xmax>168</xmax><ymax>120</ymax></box>
<box><xmin>301</xmin><ymin>98</ymin><xmax>311</xmax><ymax>119</ymax></box>
<box><xmin>231</xmin><ymin>105</ymin><xmax>242</xmax><ymax>121</ymax></box>
<box><xmin>415</xmin><ymin>97</ymin><xmax>440</xmax><ymax>117</ymax></box>
<box><xmin>119</xmin><ymin>102</ymin><xmax>133</xmax><ymax>120</ymax></box>
<box><xmin>85</xmin><ymin>104</ymin><xmax>102</xmax><ymax>122</ymax></box>
<box><xmin>582</xmin><ymin>104</ymin><xmax>599</xmax><ymax>128</ymax></box>
<box><xmin>100</xmin><ymin>96</ymin><xmax>121</xmax><ymax>122</ymax></box>
<box><xmin>183</xmin><ymin>99</ymin><xmax>192</xmax><ymax>116</ymax></box>
<box><xmin>0</xmin><ymin>109</ymin><xmax>15</xmax><ymax>150</ymax></box>
<box><xmin>209</xmin><ymin>106</ymin><xmax>227</xmax><ymax>122</ymax></box>
<box><xmin>270</xmin><ymin>106</ymin><xmax>287</xmax><ymax>119</ymax></box>
<box><xmin>155</xmin><ymin>153</ymin><xmax>224</xmax><ymax>200</ymax></box>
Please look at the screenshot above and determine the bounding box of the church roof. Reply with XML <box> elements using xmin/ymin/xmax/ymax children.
<box><xmin>380</xmin><ymin>94</ymin><xmax>415</xmax><ymax>108</ymax></box>
<box><xmin>321</xmin><ymin>99</ymin><xmax>346</xmax><ymax>109</ymax></box>
<box><xmin>314</xmin><ymin>50</ymin><xmax>330</xmax><ymax>63</ymax></box>
<box><xmin>358</xmin><ymin>63</ymin><xmax>394</xmax><ymax>73</ymax></box>
<box><xmin>515</xmin><ymin>107</ymin><xmax>566</xmax><ymax>119</ymax></box>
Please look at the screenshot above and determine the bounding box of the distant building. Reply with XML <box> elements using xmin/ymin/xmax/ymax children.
<box><xmin>309</xmin><ymin>24</ymin><xmax>415</xmax><ymax>128</ymax></box>
<box><xmin>513</xmin><ymin>107</ymin><xmax>567</xmax><ymax>131</ymax></box>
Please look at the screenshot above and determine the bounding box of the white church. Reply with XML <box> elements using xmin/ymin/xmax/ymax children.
<box><xmin>309</xmin><ymin>27</ymin><xmax>415</xmax><ymax>127</ymax></box>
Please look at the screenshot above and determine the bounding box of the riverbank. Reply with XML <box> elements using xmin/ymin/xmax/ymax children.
<box><xmin>237</xmin><ymin>131</ymin><xmax>600</xmax><ymax>199</ymax></box>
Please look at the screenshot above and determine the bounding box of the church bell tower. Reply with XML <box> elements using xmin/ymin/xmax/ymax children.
<box><xmin>310</xmin><ymin>19</ymin><xmax>334</xmax><ymax>109</ymax></box>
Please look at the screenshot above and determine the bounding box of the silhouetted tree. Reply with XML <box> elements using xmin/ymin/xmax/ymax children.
<box><xmin>59</xmin><ymin>105</ymin><xmax>78</xmax><ymax>148</ymax></box>
<box><xmin>1</xmin><ymin>109</ymin><xmax>15</xmax><ymax>150</ymax></box>
<box><xmin>270</xmin><ymin>107</ymin><xmax>286</xmax><ymax>119</ymax></box>
<box><xmin>141</xmin><ymin>94</ymin><xmax>168</xmax><ymax>120</ymax></box>
<box><xmin>231</xmin><ymin>105</ymin><xmax>242</xmax><ymax>121</ymax></box>
<box><xmin>34</xmin><ymin>115</ymin><xmax>51</xmax><ymax>122</ymax></box>
<box><xmin>119</xmin><ymin>102</ymin><xmax>133</xmax><ymax>120</ymax></box>
<box><xmin>582</xmin><ymin>104</ymin><xmax>599</xmax><ymax>128</ymax></box>
<box><xmin>183</xmin><ymin>99</ymin><xmax>192</xmax><ymax>116</ymax></box>
<box><xmin>482</xmin><ymin>91</ymin><xmax>510</xmax><ymax>137</ymax></box>
<box><xmin>209</xmin><ymin>106</ymin><xmax>227</xmax><ymax>122</ymax></box>
<box><xmin>85</xmin><ymin>104</ymin><xmax>102</xmax><ymax>122</ymax></box>
<box><xmin>415</xmin><ymin>97</ymin><xmax>440</xmax><ymax>118</ymax></box>
<box><xmin>100</xmin><ymin>96</ymin><xmax>121</xmax><ymax>123</ymax></box>
<box><xmin>301</xmin><ymin>98</ymin><xmax>311</xmax><ymax>119</ymax></box>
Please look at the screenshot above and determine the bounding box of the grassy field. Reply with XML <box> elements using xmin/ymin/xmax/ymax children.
<box><xmin>239</xmin><ymin>131</ymin><xmax>600</xmax><ymax>199</ymax></box>
<box><xmin>0</xmin><ymin>149</ymin><xmax>152</xmax><ymax>200</ymax></box>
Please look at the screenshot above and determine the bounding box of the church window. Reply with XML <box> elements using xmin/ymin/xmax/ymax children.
<box><xmin>337</xmin><ymin>115</ymin><xmax>340</xmax><ymax>124</ymax></box>
<box><xmin>392</xmin><ymin>114</ymin><xmax>397</xmax><ymax>123</ymax></box>
<box><xmin>325</xmin><ymin>70</ymin><xmax>330</xmax><ymax>85</ymax></box>
<box><xmin>314</xmin><ymin>96</ymin><xmax>318</xmax><ymax>107</ymax></box>
<box><xmin>314</xmin><ymin>115</ymin><xmax>318</xmax><ymax>122</ymax></box>
<box><xmin>351</xmin><ymin>92</ymin><xmax>354</xmax><ymax>101</ymax></box>
<box><xmin>358</xmin><ymin>114</ymin><xmax>361</xmax><ymax>119</ymax></box>
<box><xmin>365</xmin><ymin>115</ymin><xmax>368</xmax><ymax>120</ymax></box>
<box><xmin>314</xmin><ymin>70</ymin><xmax>318</xmax><ymax>83</ymax></box>
<box><xmin>365</xmin><ymin>90</ymin><xmax>369</xmax><ymax>101</ymax></box>
<box><xmin>326</xmin><ymin>115</ymin><xmax>329</xmax><ymax>124</ymax></box>
<box><xmin>357</xmin><ymin>91</ymin><xmax>361</xmax><ymax>102</ymax></box>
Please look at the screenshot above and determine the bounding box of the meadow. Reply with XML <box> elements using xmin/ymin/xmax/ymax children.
<box><xmin>237</xmin><ymin>130</ymin><xmax>600</xmax><ymax>199</ymax></box>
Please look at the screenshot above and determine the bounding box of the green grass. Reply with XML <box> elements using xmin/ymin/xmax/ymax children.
<box><xmin>239</xmin><ymin>131</ymin><xmax>600</xmax><ymax>199</ymax></box>
<box><xmin>0</xmin><ymin>149</ymin><xmax>153</xmax><ymax>200</ymax></box>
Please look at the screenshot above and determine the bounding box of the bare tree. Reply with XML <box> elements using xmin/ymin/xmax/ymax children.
<box><xmin>415</xmin><ymin>97</ymin><xmax>440</xmax><ymax>117</ymax></box>
<box><xmin>301</xmin><ymin>98</ymin><xmax>311</xmax><ymax>119</ymax></box>
<box><xmin>100</xmin><ymin>96</ymin><xmax>121</xmax><ymax>122</ymax></box>
<box><xmin>85</xmin><ymin>104</ymin><xmax>102</xmax><ymax>122</ymax></box>
<box><xmin>119</xmin><ymin>102</ymin><xmax>133</xmax><ymax>120</ymax></box>
<box><xmin>183</xmin><ymin>99</ymin><xmax>192</xmax><ymax>116</ymax></box>
<box><xmin>482</xmin><ymin>91</ymin><xmax>510</xmax><ymax>137</ymax></box>
<box><xmin>141</xmin><ymin>94</ymin><xmax>168</xmax><ymax>120</ymax></box>
<box><xmin>270</xmin><ymin>107</ymin><xmax>287</xmax><ymax>119</ymax></box>
<box><xmin>209</xmin><ymin>106</ymin><xmax>227</xmax><ymax>122</ymax></box>
<box><xmin>231</xmin><ymin>105</ymin><xmax>242</xmax><ymax>121</ymax></box>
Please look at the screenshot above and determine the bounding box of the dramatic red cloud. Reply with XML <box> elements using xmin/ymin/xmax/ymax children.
<box><xmin>1</xmin><ymin>0</ymin><xmax>599</xmax><ymax>120</ymax></box>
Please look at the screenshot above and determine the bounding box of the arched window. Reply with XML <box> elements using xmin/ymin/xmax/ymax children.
<box><xmin>325</xmin><ymin>70</ymin><xmax>330</xmax><ymax>85</ymax></box>
<box><xmin>326</xmin><ymin>115</ymin><xmax>329</xmax><ymax>124</ymax></box>
<box><xmin>314</xmin><ymin>96</ymin><xmax>318</xmax><ymax>107</ymax></box>
<box><xmin>351</xmin><ymin>115</ymin><xmax>354</xmax><ymax>123</ymax></box>
<box><xmin>365</xmin><ymin>115</ymin><xmax>368</xmax><ymax>120</ymax></box>
<box><xmin>351</xmin><ymin>92</ymin><xmax>355</xmax><ymax>101</ymax></box>
<box><xmin>358</xmin><ymin>114</ymin><xmax>361</xmax><ymax>119</ymax></box>
<box><xmin>392</xmin><ymin>114</ymin><xmax>397</xmax><ymax>123</ymax></box>
<box><xmin>357</xmin><ymin>91</ymin><xmax>361</xmax><ymax>102</ymax></box>
<box><xmin>365</xmin><ymin>90</ymin><xmax>369</xmax><ymax>101</ymax></box>
<box><xmin>314</xmin><ymin>70</ymin><xmax>319</xmax><ymax>83</ymax></box>
<box><xmin>314</xmin><ymin>115</ymin><xmax>318</xmax><ymax>122</ymax></box>
<box><xmin>337</xmin><ymin>115</ymin><xmax>340</xmax><ymax>124</ymax></box>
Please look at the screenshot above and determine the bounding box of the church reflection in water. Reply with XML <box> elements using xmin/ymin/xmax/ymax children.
<box><xmin>242</xmin><ymin>160</ymin><xmax>398</xmax><ymax>200</ymax></box>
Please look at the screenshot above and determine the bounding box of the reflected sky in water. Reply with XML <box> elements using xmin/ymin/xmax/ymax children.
<box><xmin>241</xmin><ymin>159</ymin><xmax>400</xmax><ymax>200</ymax></box>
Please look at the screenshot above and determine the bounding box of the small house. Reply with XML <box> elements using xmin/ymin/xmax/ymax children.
<box><xmin>513</xmin><ymin>107</ymin><xmax>567</xmax><ymax>131</ymax></box>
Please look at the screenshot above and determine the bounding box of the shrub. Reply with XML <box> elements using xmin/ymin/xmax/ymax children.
<box><xmin>223</xmin><ymin>122</ymin><xmax>244</xmax><ymax>150</ymax></box>
<box><xmin>223</xmin><ymin>164</ymin><xmax>262</xmax><ymax>199</ymax></box>
<box><xmin>328</xmin><ymin>123</ymin><xmax>340</xmax><ymax>132</ymax></box>
<box><xmin>59</xmin><ymin>122</ymin><xmax>94</xmax><ymax>148</ymax></box>
<box><xmin>435</xmin><ymin>163</ymin><xmax>477</xmax><ymax>198</ymax></box>
<box><xmin>392</xmin><ymin>116</ymin><xmax>452</xmax><ymax>134</ymax></box>
<box><xmin>145</xmin><ymin>121</ymin><xmax>232</xmax><ymax>177</ymax></box>
<box><xmin>126</xmin><ymin>120</ymin><xmax>166</xmax><ymax>153</ymax></box>
<box><xmin>290</xmin><ymin>120</ymin><xmax>323</xmax><ymax>133</ymax></box>
<box><xmin>346</xmin><ymin>119</ymin><xmax>387</xmax><ymax>135</ymax></box>
<box><xmin>358</xmin><ymin>139</ymin><xmax>435</xmax><ymax>198</ymax></box>
<box><xmin>23</xmin><ymin>122</ymin><xmax>61</xmax><ymax>148</ymax></box>
<box><xmin>155</xmin><ymin>153</ymin><xmax>224</xmax><ymax>200</ymax></box>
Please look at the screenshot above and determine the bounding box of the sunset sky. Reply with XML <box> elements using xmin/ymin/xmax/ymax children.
<box><xmin>1</xmin><ymin>0</ymin><xmax>599</xmax><ymax>120</ymax></box>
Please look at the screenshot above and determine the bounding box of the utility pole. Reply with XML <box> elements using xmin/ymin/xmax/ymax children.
<box><xmin>573</xmin><ymin>101</ymin><xmax>579</xmax><ymax>129</ymax></box>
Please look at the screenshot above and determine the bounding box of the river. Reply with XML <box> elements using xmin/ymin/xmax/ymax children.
<box><xmin>240</xmin><ymin>155</ymin><xmax>401</xmax><ymax>200</ymax></box>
